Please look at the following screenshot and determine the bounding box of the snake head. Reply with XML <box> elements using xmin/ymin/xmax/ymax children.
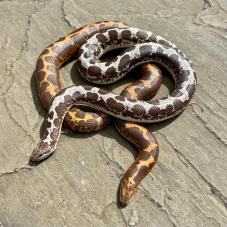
<box><xmin>119</xmin><ymin>178</ymin><xmax>137</xmax><ymax>207</ymax></box>
<box><xmin>29</xmin><ymin>141</ymin><xmax>53</xmax><ymax>164</ymax></box>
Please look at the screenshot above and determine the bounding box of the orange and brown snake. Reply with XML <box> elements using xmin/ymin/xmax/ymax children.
<box><xmin>30</xmin><ymin>21</ymin><xmax>196</xmax><ymax>206</ymax></box>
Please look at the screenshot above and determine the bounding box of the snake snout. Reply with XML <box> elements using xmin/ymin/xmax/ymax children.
<box><xmin>119</xmin><ymin>179</ymin><xmax>137</xmax><ymax>207</ymax></box>
<box><xmin>29</xmin><ymin>141</ymin><xmax>53</xmax><ymax>164</ymax></box>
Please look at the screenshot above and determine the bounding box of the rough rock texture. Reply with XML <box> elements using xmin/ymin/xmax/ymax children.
<box><xmin>0</xmin><ymin>0</ymin><xmax>227</xmax><ymax>226</ymax></box>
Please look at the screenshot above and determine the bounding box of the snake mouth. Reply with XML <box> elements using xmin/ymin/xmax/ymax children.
<box><xmin>28</xmin><ymin>151</ymin><xmax>54</xmax><ymax>166</ymax></box>
<box><xmin>118</xmin><ymin>184</ymin><xmax>136</xmax><ymax>207</ymax></box>
<box><xmin>28</xmin><ymin>159</ymin><xmax>39</xmax><ymax>166</ymax></box>
<box><xmin>118</xmin><ymin>186</ymin><xmax>129</xmax><ymax>208</ymax></box>
<box><xmin>119</xmin><ymin>197</ymin><xmax>129</xmax><ymax>208</ymax></box>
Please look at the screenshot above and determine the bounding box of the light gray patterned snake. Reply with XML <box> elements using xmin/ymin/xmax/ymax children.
<box><xmin>30</xmin><ymin>25</ymin><xmax>196</xmax><ymax>206</ymax></box>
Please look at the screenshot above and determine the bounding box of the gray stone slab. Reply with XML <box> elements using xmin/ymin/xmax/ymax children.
<box><xmin>0</xmin><ymin>0</ymin><xmax>226</xmax><ymax>226</ymax></box>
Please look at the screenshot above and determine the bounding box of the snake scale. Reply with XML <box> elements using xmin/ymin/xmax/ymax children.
<box><xmin>30</xmin><ymin>21</ymin><xmax>196</xmax><ymax>206</ymax></box>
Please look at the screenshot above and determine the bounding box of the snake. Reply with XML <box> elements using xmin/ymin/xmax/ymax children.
<box><xmin>30</xmin><ymin>23</ymin><xmax>196</xmax><ymax>206</ymax></box>
<box><xmin>34</xmin><ymin>20</ymin><xmax>162</xmax><ymax>205</ymax></box>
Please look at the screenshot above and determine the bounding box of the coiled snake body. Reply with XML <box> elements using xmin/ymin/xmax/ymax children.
<box><xmin>30</xmin><ymin>21</ymin><xmax>196</xmax><ymax>206</ymax></box>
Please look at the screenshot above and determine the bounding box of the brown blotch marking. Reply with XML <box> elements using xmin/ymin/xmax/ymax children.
<box><xmin>40</xmin><ymin>92</ymin><xmax>55</xmax><ymax>108</ymax></box>
<box><xmin>87</xmin><ymin>66</ymin><xmax>102</xmax><ymax>78</ymax></box>
<box><xmin>140</xmin><ymin>148</ymin><xmax>154</xmax><ymax>161</ymax></box>
<box><xmin>46</xmin><ymin>121</ymin><xmax>52</xmax><ymax>128</ymax></box>
<box><xmin>47</xmin><ymin>74</ymin><xmax>60</xmax><ymax>86</ymax></box>
<box><xmin>40</xmin><ymin>49</ymin><xmax>49</xmax><ymax>56</ymax></box>
<box><xmin>106</xmin><ymin>98</ymin><xmax>125</xmax><ymax>113</ymax></box>
<box><xmin>83</xmin><ymin>85</ymin><xmax>93</xmax><ymax>91</ymax></box>
<box><xmin>132</xmin><ymin>104</ymin><xmax>146</xmax><ymax>117</ymax></box>
<box><xmin>36</xmin><ymin>58</ymin><xmax>45</xmax><ymax>70</ymax></box>
<box><xmin>55</xmin><ymin>102</ymin><xmax>67</xmax><ymax>117</ymax></box>
<box><xmin>148</xmin><ymin>106</ymin><xmax>160</xmax><ymax>118</ymax></box>
<box><xmin>165</xmin><ymin>104</ymin><xmax>174</xmax><ymax>114</ymax></box>
<box><xmin>170</xmin><ymin>54</ymin><xmax>179</xmax><ymax>66</ymax></box>
<box><xmin>136</xmin><ymin>30</ymin><xmax>148</xmax><ymax>40</ymax></box>
<box><xmin>159</xmin><ymin>103</ymin><xmax>174</xmax><ymax>116</ymax></box>
<box><xmin>46</xmin><ymin>65</ymin><xmax>58</xmax><ymax>74</ymax></box>
<box><xmin>176</xmin><ymin>70</ymin><xmax>190</xmax><ymax>85</ymax></box>
<box><xmin>48</xmin><ymin>111</ymin><xmax>54</xmax><ymax>119</ymax></box>
<box><xmin>39</xmin><ymin>81</ymin><xmax>49</xmax><ymax>93</ymax></box>
<box><xmin>150</xmin><ymin>146</ymin><xmax>159</xmax><ymax>162</ymax></box>
<box><xmin>159</xmin><ymin>39</ymin><xmax>172</xmax><ymax>48</ymax></box>
<box><xmin>173</xmin><ymin>98</ymin><xmax>185</xmax><ymax>112</ymax></box>
<box><xmin>118</xmin><ymin>55</ymin><xmax>130</xmax><ymax>71</ymax></box>
<box><xmin>89</xmin><ymin>59</ymin><xmax>96</xmax><ymax>64</ymax></box>
<box><xmin>133</xmin><ymin>165</ymin><xmax>150</xmax><ymax>184</ymax></box>
<box><xmin>83</xmin><ymin>52</ymin><xmax>90</xmax><ymax>59</ymax></box>
<box><xmin>86</xmin><ymin>92</ymin><xmax>99</xmax><ymax>102</ymax></box>
<box><xmin>121</xmin><ymin>30</ymin><xmax>131</xmax><ymax>40</ymax></box>
<box><xmin>98</xmin><ymin>23</ymin><xmax>107</xmax><ymax>30</ymax></box>
<box><xmin>63</xmin><ymin>95</ymin><xmax>73</xmax><ymax>104</ymax></box>
<box><xmin>115</xmin><ymin>95</ymin><xmax>126</xmax><ymax>102</ymax></box>
<box><xmin>139</xmin><ymin>45</ymin><xmax>153</xmax><ymax>55</ymax></box>
<box><xmin>44</xmin><ymin>56</ymin><xmax>56</xmax><ymax>64</ymax></box>
<box><xmin>98</xmin><ymin>88</ymin><xmax>109</xmax><ymax>95</ymax></box>
<box><xmin>36</xmin><ymin>71</ymin><xmax>46</xmax><ymax>83</ymax></box>
<box><xmin>96</xmin><ymin>33</ymin><xmax>108</xmax><ymax>43</ymax></box>
<box><xmin>156</xmin><ymin>49</ymin><xmax>165</xmax><ymax>57</ymax></box>
<box><xmin>108</xmin><ymin>29</ymin><xmax>118</xmax><ymax>41</ymax></box>
<box><xmin>186</xmin><ymin>83</ymin><xmax>196</xmax><ymax>98</ymax></box>
<box><xmin>73</xmin><ymin>91</ymin><xmax>85</xmax><ymax>100</ymax></box>
<box><xmin>53</xmin><ymin>118</ymin><xmax>61</xmax><ymax>127</ymax></box>
<box><xmin>50</xmin><ymin>127</ymin><xmax>59</xmax><ymax>140</ymax></box>
<box><xmin>105</xmin><ymin>66</ymin><xmax>117</xmax><ymax>78</ymax></box>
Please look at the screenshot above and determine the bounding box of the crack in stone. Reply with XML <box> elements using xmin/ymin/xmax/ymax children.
<box><xmin>66</xmin><ymin>0</ymin><xmax>93</xmax><ymax>16</ymax></box>
<box><xmin>194</xmin><ymin>94</ymin><xmax>227</xmax><ymax>124</ymax></box>
<box><xmin>204</xmin><ymin>0</ymin><xmax>212</xmax><ymax>9</ymax></box>
<box><xmin>196</xmin><ymin>84</ymin><xmax>227</xmax><ymax>110</ymax></box>
<box><xmin>16</xmin><ymin>15</ymin><xmax>32</xmax><ymax>60</ymax></box>
<box><xmin>98</xmin><ymin>141</ymin><xmax>125</xmax><ymax>179</ymax></box>
<box><xmin>0</xmin><ymin>164</ymin><xmax>33</xmax><ymax>178</ymax></box>
<box><xmin>2</xmin><ymin>95</ymin><xmax>35</xmax><ymax>142</ymax></box>
<box><xmin>138</xmin><ymin>187</ymin><xmax>179</xmax><ymax>227</ymax></box>
<box><xmin>0</xmin><ymin>12</ymin><xmax>32</xmax><ymax>95</ymax></box>
<box><xmin>61</xmin><ymin>0</ymin><xmax>73</xmax><ymax>28</ymax></box>
<box><xmin>0</xmin><ymin>0</ymin><xmax>50</xmax><ymax>3</ymax></box>
<box><xmin>194</xmin><ymin>0</ymin><xmax>227</xmax><ymax>38</ymax></box>
<box><xmin>2</xmin><ymin>1</ymin><xmax>51</xmax><ymax>141</ymax></box>
<box><xmin>213</xmin><ymin>0</ymin><xmax>227</xmax><ymax>13</ymax></box>
<box><xmin>99</xmin><ymin>201</ymin><xmax>127</xmax><ymax>226</ymax></box>
<box><xmin>0</xmin><ymin>58</ymin><xmax>16</xmax><ymax>95</ymax></box>
<box><xmin>158</xmin><ymin>131</ymin><xmax>227</xmax><ymax>209</ymax></box>
<box><xmin>189</xmin><ymin>103</ymin><xmax>227</xmax><ymax>146</ymax></box>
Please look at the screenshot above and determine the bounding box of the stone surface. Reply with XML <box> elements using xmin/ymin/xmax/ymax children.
<box><xmin>0</xmin><ymin>0</ymin><xmax>227</xmax><ymax>226</ymax></box>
